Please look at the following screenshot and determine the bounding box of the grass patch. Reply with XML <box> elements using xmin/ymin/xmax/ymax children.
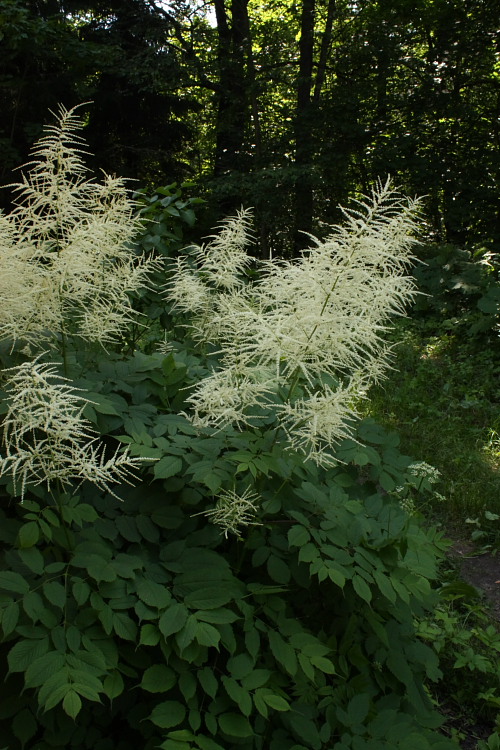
<box><xmin>368</xmin><ymin>319</ymin><xmax>500</xmax><ymax>531</ymax></box>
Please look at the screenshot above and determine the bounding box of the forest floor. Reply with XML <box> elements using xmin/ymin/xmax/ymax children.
<box><xmin>452</xmin><ymin>543</ymin><xmax>500</xmax><ymax>621</ymax></box>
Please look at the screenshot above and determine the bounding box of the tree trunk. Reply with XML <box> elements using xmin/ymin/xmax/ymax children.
<box><xmin>293</xmin><ymin>0</ymin><xmax>315</xmax><ymax>252</ymax></box>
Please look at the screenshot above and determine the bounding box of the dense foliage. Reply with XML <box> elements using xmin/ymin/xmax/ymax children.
<box><xmin>0</xmin><ymin>107</ymin><xmax>466</xmax><ymax>750</ymax></box>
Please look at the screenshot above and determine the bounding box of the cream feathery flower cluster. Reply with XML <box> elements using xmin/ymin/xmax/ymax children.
<box><xmin>0</xmin><ymin>359</ymin><xmax>143</xmax><ymax>498</ymax></box>
<box><xmin>193</xmin><ymin>487</ymin><xmax>261</xmax><ymax>538</ymax></box>
<box><xmin>167</xmin><ymin>179</ymin><xmax>421</xmax><ymax>463</ymax></box>
<box><xmin>168</xmin><ymin>209</ymin><xmax>254</xmax><ymax>318</ymax></box>
<box><xmin>0</xmin><ymin>105</ymin><xmax>161</xmax><ymax>348</ymax></box>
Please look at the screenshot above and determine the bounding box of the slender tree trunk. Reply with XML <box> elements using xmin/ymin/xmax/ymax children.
<box><xmin>313</xmin><ymin>0</ymin><xmax>336</xmax><ymax>104</ymax></box>
<box><xmin>213</xmin><ymin>0</ymin><xmax>249</xmax><ymax>179</ymax></box>
<box><xmin>293</xmin><ymin>0</ymin><xmax>315</xmax><ymax>252</ymax></box>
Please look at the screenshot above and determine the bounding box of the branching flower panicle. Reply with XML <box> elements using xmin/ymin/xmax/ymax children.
<box><xmin>193</xmin><ymin>487</ymin><xmax>261</xmax><ymax>538</ymax></box>
<box><xmin>167</xmin><ymin>179</ymin><xmax>422</xmax><ymax>465</ymax></box>
<box><xmin>0</xmin><ymin>359</ymin><xmax>144</xmax><ymax>498</ymax></box>
<box><xmin>0</xmin><ymin>104</ymin><xmax>161</xmax><ymax>348</ymax></box>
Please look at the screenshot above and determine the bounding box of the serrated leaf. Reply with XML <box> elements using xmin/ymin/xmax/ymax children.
<box><xmin>136</xmin><ymin>577</ymin><xmax>171</xmax><ymax>609</ymax></box>
<box><xmin>159</xmin><ymin>603</ymin><xmax>189</xmax><ymax>638</ymax></box>
<box><xmin>141</xmin><ymin>665</ymin><xmax>177</xmax><ymax>693</ymax></box>
<box><xmin>8</xmin><ymin>636</ymin><xmax>50</xmax><ymax>672</ymax></box>
<box><xmin>43</xmin><ymin>580</ymin><xmax>66</xmax><ymax>609</ymax></box>
<box><xmin>2</xmin><ymin>601</ymin><xmax>19</xmax><ymax>635</ymax></box>
<box><xmin>25</xmin><ymin>651</ymin><xmax>66</xmax><ymax>688</ymax></box>
<box><xmin>72</xmin><ymin>579</ymin><xmax>90</xmax><ymax>606</ymax></box>
<box><xmin>155</xmin><ymin>456</ymin><xmax>183</xmax><ymax>479</ymax></box>
<box><xmin>241</xmin><ymin>669</ymin><xmax>271</xmax><ymax>690</ymax></box>
<box><xmin>23</xmin><ymin>591</ymin><xmax>44</xmax><ymax>623</ymax></box>
<box><xmin>195</xmin><ymin>621</ymin><xmax>221</xmax><ymax>648</ymax></box>
<box><xmin>63</xmin><ymin>690</ymin><xmax>82</xmax><ymax>718</ymax></box>
<box><xmin>195</xmin><ymin>607</ymin><xmax>239</xmax><ymax>624</ymax></box>
<box><xmin>288</xmin><ymin>525</ymin><xmax>311</xmax><ymax>548</ymax></box>
<box><xmin>185</xmin><ymin>587</ymin><xmax>233</xmax><ymax>610</ymax></box>
<box><xmin>103</xmin><ymin>671</ymin><xmax>124</xmax><ymax>699</ymax></box>
<box><xmin>112</xmin><ymin>612</ymin><xmax>137</xmax><ymax>641</ymax></box>
<box><xmin>352</xmin><ymin>575</ymin><xmax>372</xmax><ymax>603</ymax></box>
<box><xmin>269</xmin><ymin>630</ymin><xmax>297</xmax><ymax>675</ymax></box>
<box><xmin>140</xmin><ymin>623</ymin><xmax>161</xmax><ymax>646</ymax></box>
<box><xmin>197</xmin><ymin>667</ymin><xmax>218</xmax><ymax>698</ymax></box>
<box><xmin>150</xmin><ymin>700</ymin><xmax>186</xmax><ymax>728</ymax></box>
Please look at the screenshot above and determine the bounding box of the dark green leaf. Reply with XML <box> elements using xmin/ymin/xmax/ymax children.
<box><xmin>18</xmin><ymin>522</ymin><xmax>40</xmax><ymax>548</ymax></box>
<box><xmin>185</xmin><ymin>587</ymin><xmax>233</xmax><ymax>610</ymax></box>
<box><xmin>136</xmin><ymin>577</ymin><xmax>172</xmax><ymax>609</ymax></box>
<box><xmin>155</xmin><ymin>456</ymin><xmax>183</xmax><ymax>479</ymax></box>
<box><xmin>8</xmin><ymin>636</ymin><xmax>50</xmax><ymax>672</ymax></box>
<box><xmin>159</xmin><ymin>603</ymin><xmax>189</xmax><ymax>638</ymax></box>
<box><xmin>0</xmin><ymin>571</ymin><xmax>29</xmax><ymax>594</ymax></box>
<box><xmin>218</xmin><ymin>712</ymin><xmax>253</xmax><ymax>738</ymax></box>
<box><xmin>141</xmin><ymin>665</ymin><xmax>177</xmax><ymax>693</ymax></box>
<box><xmin>150</xmin><ymin>701</ymin><xmax>186</xmax><ymax>728</ymax></box>
<box><xmin>43</xmin><ymin>580</ymin><xmax>66</xmax><ymax>609</ymax></box>
<box><xmin>62</xmin><ymin>690</ymin><xmax>82</xmax><ymax>718</ymax></box>
<box><xmin>2</xmin><ymin>601</ymin><xmax>19</xmax><ymax>635</ymax></box>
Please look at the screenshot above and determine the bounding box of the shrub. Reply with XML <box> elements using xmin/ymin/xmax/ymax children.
<box><xmin>0</xmin><ymin>106</ymin><xmax>459</xmax><ymax>749</ymax></box>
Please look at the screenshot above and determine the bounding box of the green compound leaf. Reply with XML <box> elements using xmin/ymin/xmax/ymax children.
<box><xmin>150</xmin><ymin>700</ymin><xmax>186</xmax><ymax>729</ymax></box>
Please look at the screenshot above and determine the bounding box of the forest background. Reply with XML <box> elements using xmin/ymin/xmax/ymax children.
<box><xmin>1</xmin><ymin>0</ymin><xmax>499</xmax><ymax>256</ymax></box>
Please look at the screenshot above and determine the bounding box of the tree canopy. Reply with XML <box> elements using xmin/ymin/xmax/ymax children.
<box><xmin>1</xmin><ymin>0</ymin><xmax>499</xmax><ymax>252</ymax></box>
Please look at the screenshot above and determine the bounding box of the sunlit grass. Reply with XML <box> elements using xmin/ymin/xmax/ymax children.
<box><xmin>368</xmin><ymin>320</ymin><xmax>500</xmax><ymax>534</ymax></box>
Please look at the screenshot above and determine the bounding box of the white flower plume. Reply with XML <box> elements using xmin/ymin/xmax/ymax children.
<box><xmin>0</xmin><ymin>359</ymin><xmax>144</xmax><ymax>498</ymax></box>
<box><xmin>193</xmin><ymin>486</ymin><xmax>261</xmax><ymax>538</ymax></box>
<box><xmin>167</xmin><ymin>179</ymin><xmax>422</xmax><ymax>464</ymax></box>
<box><xmin>0</xmin><ymin>104</ymin><xmax>161</xmax><ymax>348</ymax></box>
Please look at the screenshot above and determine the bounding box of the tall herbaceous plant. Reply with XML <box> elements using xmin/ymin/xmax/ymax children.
<box><xmin>0</xmin><ymin>106</ymin><xmax>460</xmax><ymax>750</ymax></box>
